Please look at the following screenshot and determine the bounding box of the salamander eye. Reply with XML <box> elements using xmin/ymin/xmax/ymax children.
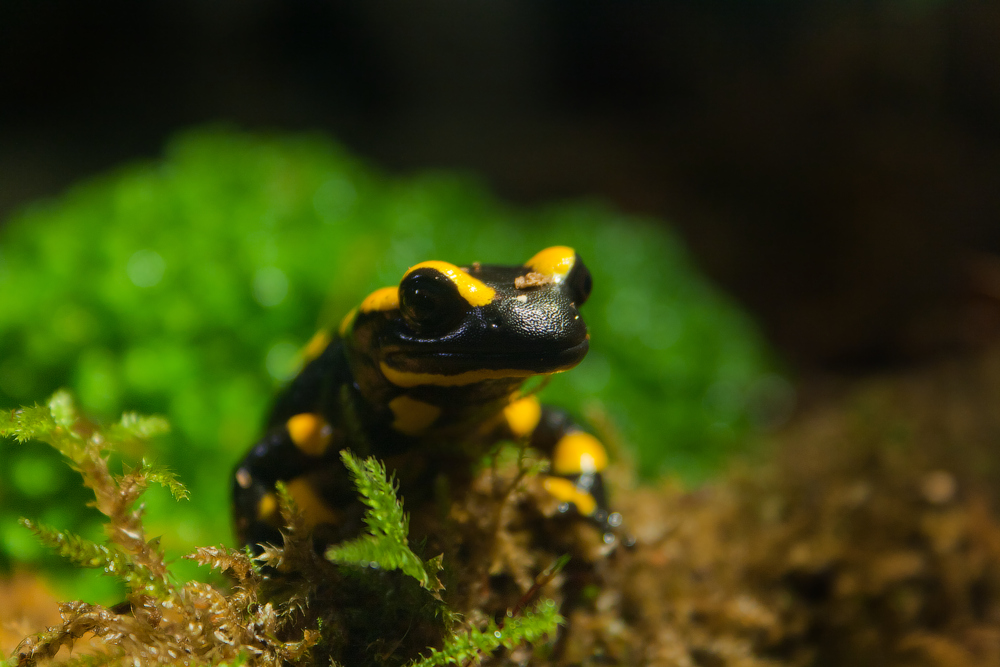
<box><xmin>399</xmin><ymin>269</ymin><xmax>466</xmax><ymax>335</ymax></box>
<box><xmin>567</xmin><ymin>259</ymin><xmax>593</xmax><ymax>306</ymax></box>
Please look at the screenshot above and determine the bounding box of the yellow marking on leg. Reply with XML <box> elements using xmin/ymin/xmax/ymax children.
<box><xmin>286</xmin><ymin>478</ymin><xmax>341</xmax><ymax>529</ymax></box>
<box><xmin>380</xmin><ymin>361</ymin><xmax>537</xmax><ymax>388</ymax></box>
<box><xmin>525</xmin><ymin>246</ymin><xmax>576</xmax><ymax>283</ymax></box>
<box><xmin>551</xmin><ymin>431</ymin><xmax>608</xmax><ymax>476</ymax></box>
<box><xmin>405</xmin><ymin>261</ymin><xmax>495</xmax><ymax>306</ymax></box>
<box><xmin>503</xmin><ymin>396</ymin><xmax>542</xmax><ymax>438</ymax></box>
<box><xmin>338</xmin><ymin>308</ymin><xmax>357</xmax><ymax>337</ymax></box>
<box><xmin>388</xmin><ymin>395</ymin><xmax>441</xmax><ymax>435</ymax></box>
<box><xmin>257</xmin><ymin>492</ymin><xmax>279</xmax><ymax>522</ymax></box>
<box><xmin>302</xmin><ymin>329</ymin><xmax>332</xmax><ymax>364</ymax></box>
<box><xmin>360</xmin><ymin>286</ymin><xmax>400</xmax><ymax>313</ymax></box>
<box><xmin>543</xmin><ymin>477</ymin><xmax>598</xmax><ymax>517</ymax></box>
<box><xmin>287</xmin><ymin>413</ymin><xmax>334</xmax><ymax>457</ymax></box>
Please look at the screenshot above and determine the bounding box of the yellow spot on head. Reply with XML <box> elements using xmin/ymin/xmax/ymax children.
<box><xmin>389</xmin><ymin>395</ymin><xmax>442</xmax><ymax>436</ymax></box>
<box><xmin>405</xmin><ymin>261</ymin><xmax>495</xmax><ymax>307</ymax></box>
<box><xmin>286</xmin><ymin>413</ymin><xmax>334</xmax><ymax>457</ymax></box>
<box><xmin>525</xmin><ymin>246</ymin><xmax>576</xmax><ymax>283</ymax></box>
<box><xmin>551</xmin><ymin>431</ymin><xmax>608</xmax><ymax>476</ymax></box>
<box><xmin>286</xmin><ymin>478</ymin><xmax>341</xmax><ymax>529</ymax></box>
<box><xmin>338</xmin><ymin>308</ymin><xmax>357</xmax><ymax>337</ymax></box>
<box><xmin>504</xmin><ymin>396</ymin><xmax>542</xmax><ymax>439</ymax></box>
<box><xmin>543</xmin><ymin>477</ymin><xmax>598</xmax><ymax>517</ymax></box>
<box><xmin>380</xmin><ymin>361</ymin><xmax>536</xmax><ymax>388</ymax></box>
<box><xmin>303</xmin><ymin>329</ymin><xmax>332</xmax><ymax>364</ymax></box>
<box><xmin>360</xmin><ymin>286</ymin><xmax>400</xmax><ymax>313</ymax></box>
<box><xmin>257</xmin><ymin>492</ymin><xmax>279</xmax><ymax>522</ymax></box>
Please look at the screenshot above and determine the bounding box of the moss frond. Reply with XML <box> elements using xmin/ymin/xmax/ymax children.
<box><xmin>408</xmin><ymin>599</ymin><xmax>562</xmax><ymax>667</ymax></box>
<box><xmin>10</xmin><ymin>393</ymin><xmax>321</xmax><ymax>667</ymax></box>
<box><xmin>0</xmin><ymin>402</ymin><xmax>60</xmax><ymax>445</ymax></box>
<box><xmin>249</xmin><ymin>482</ymin><xmax>332</xmax><ymax>582</ymax></box>
<box><xmin>14</xmin><ymin>601</ymin><xmax>124</xmax><ymax>666</ymax></box>
<box><xmin>184</xmin><ymin>545</ymin><xmax>260</xmax><ymax>584</ymax></box>
<box><xmin>326</xmin><ymin>451</ymin><xmax>444</xmax><ymax>594</ymax></box>
<box><xmin>253</xmin><ymin>543</ymin><xmax>288</xmax><ymax>572</ymax></box>
<box><xmin>2</xmin><ymin>392</ymin><xmax>177</xmax><ymax>592</ymax></box>
<box><xmin>341</xmin><ymin>450</ymin><xmax>410</xmax><ymax>541</ymax></box>
<box><xmin>274</xmin><ymin>481</ymin><xmax>315</xmax><ymax>558</ymax></box>
<box><xmin>119</xmin><ymin>460</ymin><xmax>189</xmax><ymax>502</ymax></box>
<box><xmin>19</xmin><ymin>520</ymin><xmax>172</xmax><ymax>598</ymax></box>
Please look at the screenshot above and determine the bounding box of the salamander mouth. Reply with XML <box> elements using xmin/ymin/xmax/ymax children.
<box><xmin>383</xmin><ymin>337</ymin><xmax>590</xmax><ymax>377</ymax></box>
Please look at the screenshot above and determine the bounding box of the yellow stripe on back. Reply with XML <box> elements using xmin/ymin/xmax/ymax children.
<box><xmin>380</xmin><ymin>361</ymin><xmax>537</xmax><ymax>388</ymax></box>
<box><xmin>551</xmin><ymin>431</ymin><xmax>608</xmax><ymax>476</ymax></box>
<box><xmin>503</xmin><ymin>396</ymin><xmax>542</xmax><ymax>438</ymax></box>
<box><xmin>388</xmin><ymin>395</ymin><xmax>442</xmax><ymax>435</ymax></box>
<box><xmin>525</xmin><ymin>246</ymin><xmax>576</xmax><ymax>283</ymax></box>
<box><xmin>405</xmin><ymin>261</ymin><xmax>495</xmax><ymax>306</ymax></box>
<box><xmin>360</xmin><ymin>286</ymin><xmax>400</xmax><ymax>313</ymax></box>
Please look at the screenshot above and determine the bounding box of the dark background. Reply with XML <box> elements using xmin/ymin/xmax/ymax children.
<box><xmin>3</xmin><ymin>0</ymin><xmax>999</xmax><ymax>373</ymax></box>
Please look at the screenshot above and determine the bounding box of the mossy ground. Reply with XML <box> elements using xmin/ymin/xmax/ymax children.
<box><xmin>5</xmin><ymin>345</ymin><xmax>1000</xmax><ymax>666</ymax></box>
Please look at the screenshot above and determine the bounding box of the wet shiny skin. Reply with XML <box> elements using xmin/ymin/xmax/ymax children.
<box><xmin>232</xmin><ymin>246</ymin><xmax>616</xmax><ymax>550</ymax></box>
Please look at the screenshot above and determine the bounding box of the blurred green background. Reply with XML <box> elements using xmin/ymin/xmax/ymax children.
<box><xmin>0</xmin><ymin>128</ymin><xmax>780</xmax><ymax>597</ymax></box>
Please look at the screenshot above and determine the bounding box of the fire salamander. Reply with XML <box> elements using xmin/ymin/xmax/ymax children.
<box><xmin>232</xmin><ymin>246</ymin><xmax>620</xmax><ymax>550</ymax></box>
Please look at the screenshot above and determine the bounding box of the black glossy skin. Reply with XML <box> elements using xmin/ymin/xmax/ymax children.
<box><xmin>232</xmin><ymin>249</ymin><xmax>614</xmax><ymax>550</ymax></box>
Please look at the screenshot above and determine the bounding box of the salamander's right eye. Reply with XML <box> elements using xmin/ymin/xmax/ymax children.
<box><xmin>399</xmin><ymin>269</ymin><xmax>466</xmax><ymax>335</ymax></box>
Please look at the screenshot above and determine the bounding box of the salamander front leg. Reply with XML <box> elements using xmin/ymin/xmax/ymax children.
<box><xmin>502</xmin><ymin>397</ymin><xmax>623</xmax><ymax>541</ymax></box>
<box><xmin>231</xmin><ymin>412</ymin><xmax>346</xmax><ymax>551</ymax></box>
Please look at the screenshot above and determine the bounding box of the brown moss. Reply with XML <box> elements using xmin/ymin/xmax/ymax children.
<box><xmin>10</xmin><ymin>347</ymin><xmax>1000</xmax><ymax>665</ymax></box>
<box><xmin>435</xmin><ymin>347</ymin><xmax>1000</xmax><ymax>665</ymax></box>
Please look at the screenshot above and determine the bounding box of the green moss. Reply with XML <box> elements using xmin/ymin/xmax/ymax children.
<box><xmin>326</xmin><ymin>452</ymin><xmax>445</xmax><ymax>595</ymax></box>
<box><xmin>0</xmin><ymin>127</ymin><xmax>777</xmax><ymax>579</ymax></box>
<box><xmin>410</xmin><ymin>600</ymin><xmax>562</xmax><ymax>667</ymax></box>
<box><xmin>4</xmin><ymin>393</ymin><xmax>562</xmax><ymax>667</ymax></box>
